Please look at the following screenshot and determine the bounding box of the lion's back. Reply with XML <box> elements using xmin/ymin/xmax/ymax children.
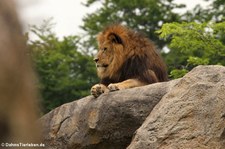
<box><xmin>120</xmin><ymin>26</ymin><xmax>168</xmax><ymax>82</ymax></box>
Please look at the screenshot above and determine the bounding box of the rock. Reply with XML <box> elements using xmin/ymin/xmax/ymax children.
<box><xmin>128</xmin><ymin>65</ymin><xmax>225</xmax><ymax>149</ymax></box>
<box><xmin>40</xmin><ymin>65</ymin><xmax>225</xmax><ymax>149</ymax></box>
<box><xmin>40</xmin><ymin>79</ymin><xmax>179</xmax><ymax>149</ymax></box>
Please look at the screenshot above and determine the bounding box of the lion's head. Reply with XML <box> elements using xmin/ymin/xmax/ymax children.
<box><xmin>94</xmin><ymin>25</ymin><xmax>130</xmax><ymax>80</ymax></box>
<box><xmin>93</xmin><ymin>24</ymin><xmax>168</xmax><ymax>84</ymax></box>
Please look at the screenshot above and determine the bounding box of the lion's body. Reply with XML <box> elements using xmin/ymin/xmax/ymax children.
<box><xmin>91</xmin><ymin>24</ymin><xmax>168</xmax><ymax>97</ymax></box>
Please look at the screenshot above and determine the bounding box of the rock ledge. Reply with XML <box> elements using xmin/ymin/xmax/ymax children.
<box><xmin>40</xmin><ymin>65</ymin><xmax>225</xmax><ymax>149</ymax></box>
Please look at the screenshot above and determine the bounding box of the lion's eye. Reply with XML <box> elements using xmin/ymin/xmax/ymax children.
<box><xmin>103</xmin><ymin>47</ymin><xmax>107</xmax><ymax>51</ymax></box>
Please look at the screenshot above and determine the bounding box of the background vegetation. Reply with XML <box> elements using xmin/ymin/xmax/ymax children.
<box><xmin>28</xmin><ymin>20</ymin><xmax>98</xmax><ymax>113</ymax></box>
<box><xmin>28</xmin><ymin>0</ymin><xmax>225</xmax><ymax>113</ymax></box>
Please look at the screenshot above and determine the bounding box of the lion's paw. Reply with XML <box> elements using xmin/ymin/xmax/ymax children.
<box><xmin>108</xmin><ymin>83</ymin><xmax>124</xmax><ymax>91</ymax></box>
<box><xmin>91</xmin><ymin>84</ymin><xmax>109</xmax><ymax>98</ymax></box>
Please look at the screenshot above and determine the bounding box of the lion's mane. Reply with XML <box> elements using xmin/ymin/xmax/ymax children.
<box><xmin>96</xmin><ymin>24</ymin><xmax>168</xmax><ymax>85</ymax></box>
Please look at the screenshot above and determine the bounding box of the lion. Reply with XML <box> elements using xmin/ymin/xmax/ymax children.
<box><xmin>91</xmin><ymin>24</ymin><xmax>168</xmax><ymax>98</ymax></box>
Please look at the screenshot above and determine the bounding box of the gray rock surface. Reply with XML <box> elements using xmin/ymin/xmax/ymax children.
<box><xmin>40</xmin><ymin>65</ymin><xmax>225</xmax><ymax>149</ymax></box>
<box><xmin>128</xmin><ymin>65</ymin><xmax>225</xmax><ymax>149</ymax></box>
<box><xmin>40</xmin><ymin>79</ymin><xmax>178</xmax><ymax>149</ymax></box>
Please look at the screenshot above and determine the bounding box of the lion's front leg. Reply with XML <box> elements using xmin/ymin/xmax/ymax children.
<box><xmin>108</xmin><ymin>79</ymin><xmax>146</xmax><ymax>91</ymax></box>
<box><xmin>91</xmin><ymin>84</ymin><xmax>109</xmax><ymax>98</ymax></box>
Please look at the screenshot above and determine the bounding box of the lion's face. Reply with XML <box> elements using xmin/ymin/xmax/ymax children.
<box><xmin>94</xmin><ymin>41</ymin><xmax>114</xmax><ymax>76</ymax></box>
<box><xmin>94</xmin><ymin>33</ymin><xmax>125</xmax><ymax>79</ymax></box>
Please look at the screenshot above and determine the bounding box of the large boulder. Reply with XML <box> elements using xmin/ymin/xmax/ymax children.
<box><xmin>128</xmin><ymin>65</ymin><xmax>225</xmax><ymax>149</ymax></box>
<box><xmin>40</xmin><ymin>65</ymin><xmax>225</xmax><ymax>149</ymax></box>
<box><xmin>40</xmin><ymin>78</ymin><xmax>178</xmax><ymax>149</ymax></box>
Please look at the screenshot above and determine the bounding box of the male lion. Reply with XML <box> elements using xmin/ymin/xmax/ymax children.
<box><xmin>91</xmin><ymin>24</ymin><xmax>168</xmax><ymax>98</ymax></box>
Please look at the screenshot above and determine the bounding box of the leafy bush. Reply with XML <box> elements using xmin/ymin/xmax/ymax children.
<box><xmin>28</xmin><ymin>20</ymin><xmax>98</xmax><ymax>113</ymax></box>
<box><xmin>157</xmin><ymin>22</ymin><xmax>225</xmax><ymax>78</ymax></box>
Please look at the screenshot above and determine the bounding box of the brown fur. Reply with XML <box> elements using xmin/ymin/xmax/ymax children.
<box><xmin>91</xmin><ymin>24</ymin><xmax>168</xmax><ymax>98</ymax></box>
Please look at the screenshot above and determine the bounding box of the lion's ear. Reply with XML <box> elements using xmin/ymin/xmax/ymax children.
<box><xmin>108</xmin><ymin>33</ymin><xmax>123</xmax><ymax>44</ymax></box>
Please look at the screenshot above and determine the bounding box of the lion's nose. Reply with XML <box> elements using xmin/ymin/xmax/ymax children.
<box><xmin>93</xmin><ymin>58</ymin><xmax>99</xmax><ymax>63</ymax></box>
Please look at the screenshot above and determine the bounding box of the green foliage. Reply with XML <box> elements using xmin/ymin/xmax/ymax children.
<box><xmin>28</xmin><ymin>20</ymin><xmax>98</xmax><ymax>113</ymax></box>
<box><xmin>157</xmin><ymin>21</ymin><xmax>225</xmax><ymax>78</ymax></box>
<box><xmin>81</xmin><ymin>0</ymin><xmax>184</xmax><ymax>51</ymax></box>
<box><xmin>187</xmin><ymin>56</ymin><xmax>209</xmax><ymax>66</ymax></box>
<box><xmin>170</xmin><ymin>69</ymin><xmax>189</xmax><ymax>79</ymax></box>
